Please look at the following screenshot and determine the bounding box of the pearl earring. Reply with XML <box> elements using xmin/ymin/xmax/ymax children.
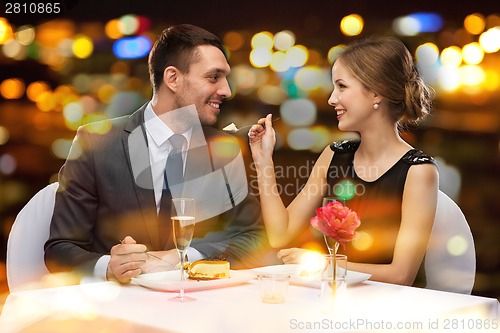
<box><xmin>373</xmin><ymin>103</ymin><xmax>379</xmax><ymax>110</ymax></box>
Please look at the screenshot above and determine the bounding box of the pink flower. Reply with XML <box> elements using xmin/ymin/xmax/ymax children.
<box><xmin>310</xmin><ymin>201</ymin><xmax>361</xmax><ymax>247</ymax></box>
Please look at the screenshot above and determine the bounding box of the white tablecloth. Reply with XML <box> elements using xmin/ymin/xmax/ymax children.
<box><xmin>1</xmin><ymin>272</ymin><xmax>498</xmax><ymax>333</ymax></box>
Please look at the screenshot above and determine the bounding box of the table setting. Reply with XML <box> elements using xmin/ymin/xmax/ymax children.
<box><xmin>1</xmin><ymin>198</ymin><xmax>499</xmax><ymax>333</ymax></box>
<box><xmin>2</xmin><ymin>266</ymin><xmax>499</xmax><ymax>333</ymax></box>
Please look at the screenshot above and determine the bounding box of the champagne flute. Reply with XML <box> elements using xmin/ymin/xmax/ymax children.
<box><xmin>170</xmin><ymin>198</ymin><xmax>195</xmax><ymax>302</ymax></box>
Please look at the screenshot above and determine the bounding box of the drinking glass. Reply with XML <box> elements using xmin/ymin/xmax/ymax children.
<box><xmin>321</xmin><ymin>254</ymin><xmax>347</xmax><ymax>312</ymax></box>
<box><xmin>170</xmin><ymin>198</ymin><xmax>195</xmax><ymax>302</ymax></box>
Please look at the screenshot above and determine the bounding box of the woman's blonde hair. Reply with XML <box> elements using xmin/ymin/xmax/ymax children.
<box><xmin>338</xmin><ymin>36</ymin><xmax>433</xmax><ymax>126</ymax></box>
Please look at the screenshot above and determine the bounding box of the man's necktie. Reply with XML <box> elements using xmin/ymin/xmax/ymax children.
<box><xmin>158</xmin><ymin>134</ymin><xmax>186</xmax><ymax>249</ymax></box>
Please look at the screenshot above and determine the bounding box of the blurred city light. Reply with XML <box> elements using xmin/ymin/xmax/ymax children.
<box><xmin>270</xmin><ymin>51</ymin><xmax>289</xmax><ymax>72</ymax></box>
<box><xmin>393</xmin><ymin>12</ymin><xmax>443</xmax><ymax>36</ymax></box>
<box><xmin>327</xmin><ymin>45</ymin><xmax>345</xmax><ymax>64</ymax></box>
<box><xmin>285</xmin><ymin>45</ymin><xmax>308</xmax><ymax>67</ymax></box>
<box><xmin>310</xmin><ymin>125</ymin><xmax>331</xmax><ymax>152</ymax></box>
<box><xmin>0</xmin><ymin>78</ymin><xmax>25</xmax><ymax>99</ymax></box>
<box><xmin>294</xmin><ymin>66</ymin><xmax>323</xmax><ymax>91</ymax></box>
<box><xmin>287</xmin><ymin>128</ymin><xmax>316</xmax><ymax>150</ymax></box>
<box><xmin>15</xmin><ymin>25</ymin><xmax>35</xmax><ymax>45</ymax></box>
<box><xmin>462</xmin><ymin>42</ymin><xmax>484</xmax><ymax>65</ymax></box>
<box><xmin>72</xmin><ymin>74</ymin><xmax>93</xmax><ymax>94</ymax></box>
<box><xmin>415</xmin><ymin>42</ymin><xmax>439</xmax><ymax>66</ymax></box>
<box><xmin>223</xmin><ymin>31</ymin><xmax>245</xmax><ymax>51</ymax></box>
<box><xmin>352</xmin><ymin>230</ymin><xmax>374</xmax><ymax>251</ymax></box>
<box><xmin>249</xmin><ymin>47</ymin><xmax>272</xmax><ymax>68</ymax></box>
<box><xmin>257</xmin><ymin>84</ymin><xmax>287</xmax><ymax>105</ymax></box>
<box><xmin>447</xmin><ymin>235</ymin><xmax>469</xmax><ymax>256</ymax></box>
<box><xmin>280</xmin><ymin>98</ymin><xmax>316</xmax><ymax>126</ymax></box>
<box><xmin>97</xmin><ymin>84</ymin><xmax>116</xmax><ymax>103</ymax></box>
<box><xmin>26</xmin><ymin>81</ymin><xmax>50</xmax><ymax>102</ymax></box>
<box><xmin>51</xmin><ymin>139</ymin><xmax>74</xmax><ymax>159</ymax></box>
<box><xmin>112</xmin><ymin>36</ymin><xmax>151</xmax><ymax>59</ymax></box>
<box><xmin>118</xmin><ymin>14</ymin><xmax>139</xmax><ymax>35</ymax></box>
<box><xmin>105</xmin><ymin>19</ymin><xmax>123</xmax><ymax>39</ymax></box>
<box><xmin>486</xmin><ymin>14</ymin><xmax>500</xmax><ymax>29</ymax></box>
<box><xmin>274</xmin><ymin>30</ymin><xmax>295</xmax><ymax>51</ymax></box>
<box><xmin>80</xmin><ymin>95</ymin><xmax>99</xmax><ymax>114</ymax></box>
<box><xmin>72</xmin><ymin>35</ymin><xmax>94</xmax><ymax>59</ymax></box>
<box><xmin>479</xmin><ymin>27</ymin><xmax>500</xmax><ymax>53</ymax></box>
<box><xmin>440</xmin><ymin>46</ymin><xmax>463</xmax><ymax>67</ymax></box>
<box><xmin>36</xmin><ymin>91</ymin><xmax>57</xmax><ymax>112</ymax></box>
<box><xmin>136</xmin><ymin>16</ymin><xmax>151</xmax><ymax>34</ymax></box>
<box><xmin>58</xmin><ymin>38</ymin><xmax>74</xmax><ymax>57</ymax></box>
<box><xmin>438</xmin><ymin>67</ymin><xmax>460</xmax><ymax>91</ymax></box>
<box><xmin>231</xmin><ymin>65</ymin><xmax>257</xmax><ymax>93</ymax></box>
<box><xmin>251</xmin><ymin>31</ymin><xmax>273</xmax><ymax>49</ymax></box>
<box><xmin>334</xmin><ymin>179</ymin><xmax>357</xmax><ymax>200</ymax></box>
<box><xmin>393</xmin><ymin>16</ymin><xmax>420</xmax><ymax>36</ymax></box>
<box><xmin>2</xmin><ymin>38</ymin><xmax>25</xmax><ymax>59</ymax></box>
<box><xmin>0</xmin><ymin>126</ymin><xmax>9</xmax><ymax>145</ymax></box>
<box><xmin>408</xmin><ymin>12</ymin><xmax>443</xmax><ymax>32</ymax></box>
<box><xmin>459</xmin><ymin>65</ymin><xmax>486</xmax><ymax>87</ymax></box>
<box><xmin>36</xmin><ymin>20</ymin><xmax>75</xmax><ymax>47</ymax></box>
<box><xmin>84</xmin><ymin>114</ymin><xmax>112</xmax><ymax>134</ymax></box>
<box><xmin>63</xmin><ymin>102</ymin><xmax>84</xmax><ymax>123</ymax></box>
<box><xmin>0</xmin><ymin>154</ymin><xmax>16</xmax><ymax>175</ymax></box>
<box><xmin>340</xmin><ymin>14</ymin><xmax>364</xmax><ymax>36</ymax></box>
<box><xmin>464</xmin><ymin>13</ymin><xmax>486</xmax><ymax>35</ymax></box>
<box><xmin>307</xmin><ymin>49</ymin><xmax>322</xmax><ymax>66</ymax></box>
<box><xmin>483</xmin><ymin>69</ymin><xmax>500</xmax><ymax>92</ymax></box>
<box><xmin>54</xmin><ymin>85</ymin><xmax>79</xmax><ymax>109</ymax></box>
<box><xmin>0</xmin><ymin>18</ymin><xmax>13</xmax><ymax>44</ymax></box>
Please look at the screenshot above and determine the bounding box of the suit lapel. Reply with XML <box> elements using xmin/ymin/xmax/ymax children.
<box><xmin>122</xmin><ymin>106</ymin><xmax>161</xmax><ymax>249</ymax></box>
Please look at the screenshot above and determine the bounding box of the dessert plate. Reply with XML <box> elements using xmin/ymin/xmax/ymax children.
<box><xmin>132</xmin><ymin>270</ymin><xmax>255</xmax><ymax>292</ymax></box>
<box><xmin>252</xmin><ymin>264</ymin><xmax>371</xmax><ymax>288</ymax></box>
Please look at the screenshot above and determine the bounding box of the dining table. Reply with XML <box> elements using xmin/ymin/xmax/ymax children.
<box><xmin>1</xmin><ymin>266</ymin><xmax>499</xmax><ymax>333</ymax></box>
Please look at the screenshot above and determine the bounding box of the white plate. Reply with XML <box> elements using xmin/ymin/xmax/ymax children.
<box><xmin>252</xmin><ymin>264</ymin><xmax>371</xmax><ymax>288</ymax></box>
<box><xmin>132</xmin><ymin>270</ymin><xmax>255</xmax><ymax>292</ymax></box>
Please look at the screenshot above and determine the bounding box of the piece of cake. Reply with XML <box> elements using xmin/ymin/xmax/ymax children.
<box><xmin>187</xmin><ymin>259</ymin><xmax>230</xmax><ymax>280</ymax></box>
<box><xmin>222</xmin><ymin>123</ymin><xmax>238</xmax><ymax>133</ymax></box>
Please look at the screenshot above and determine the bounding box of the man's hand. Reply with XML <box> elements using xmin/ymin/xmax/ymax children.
<box><xmin>140</xmin><ymin>249</ymin><xmax>180</xmax><ymax>273</ymax></box>
<box><xmin>107</xmin><ymin>236</ymin><xmax>148</xmax><ymax>283</ymax></box>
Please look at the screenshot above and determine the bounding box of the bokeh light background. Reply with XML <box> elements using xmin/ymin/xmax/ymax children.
<box><xmin>0</xmin><ymin>0</ymin><xmax>499</xmax><ymax>301</ymax></box>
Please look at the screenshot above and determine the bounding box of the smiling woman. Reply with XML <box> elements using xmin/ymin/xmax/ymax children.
<box><xmin>248</xmin><ymin>36</ymin><xmax>440</xmax><ymax>288</ymax></box>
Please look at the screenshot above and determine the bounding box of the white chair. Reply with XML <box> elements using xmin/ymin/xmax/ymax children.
<box><xmin>425</xmin><ymin>190</ymin><xmax>476</xmax><ymax>294</ymax></box>
<box><xmin>6</xmin><ymin>182</ymin><xmax>58</xmax><ymax>292</ymax></box>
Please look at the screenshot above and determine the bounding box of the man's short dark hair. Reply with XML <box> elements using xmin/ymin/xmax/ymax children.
<box><xmin>148</xmin><ymin>24</ymin><xmax>227</xmax><ymax>94</ymax></box>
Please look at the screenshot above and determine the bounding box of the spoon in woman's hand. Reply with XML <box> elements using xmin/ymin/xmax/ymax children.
<box><xmin>223</xmin><ymin>117</ymin><xmax>280</xmax><ymax>133</ymax></box>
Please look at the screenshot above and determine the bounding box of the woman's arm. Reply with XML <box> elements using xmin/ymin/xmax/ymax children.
<box><xmin>249</xmin><ymin>114</ymin><xmax>334</xmax><ymax>248</ymax></box>
<box><xmin>347</xmin><ymin>163</ymin><xmax>439</xmax><ymax>285</ymax></box>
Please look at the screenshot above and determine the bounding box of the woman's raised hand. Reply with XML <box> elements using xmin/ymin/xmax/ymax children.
<box><xmin>248</xmin><ymin>114</ymin><xmax>276</xmax><ymax>163</ymax></box>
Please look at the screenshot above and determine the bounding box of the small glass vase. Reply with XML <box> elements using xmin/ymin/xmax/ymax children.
<box><xmin>321</xmin><ymin>253</ymin><xmax>347</xmax><ymax>313</ymax></box>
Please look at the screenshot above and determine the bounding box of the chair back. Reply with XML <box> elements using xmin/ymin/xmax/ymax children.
<box><xmin>6</xmin><ymin>182</ymin><xmax>58</xmax><ymax>292</ymax></box>
<box><xmin>425</xmin><ymin>190</ymin><xmax>476</xmax><ymax>294</ymax></box>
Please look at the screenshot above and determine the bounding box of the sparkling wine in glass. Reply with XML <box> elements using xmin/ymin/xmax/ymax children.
<box><xmin>170</xmin><ymin>198</ymin><xmax>195</xmax><ymax>302</ymax></box>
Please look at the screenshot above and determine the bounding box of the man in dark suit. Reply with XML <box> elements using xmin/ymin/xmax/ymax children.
<box><xmin>44</xmin><ymin>24</ymin><xmax>268</xmax><ymax>283</ymax></box>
